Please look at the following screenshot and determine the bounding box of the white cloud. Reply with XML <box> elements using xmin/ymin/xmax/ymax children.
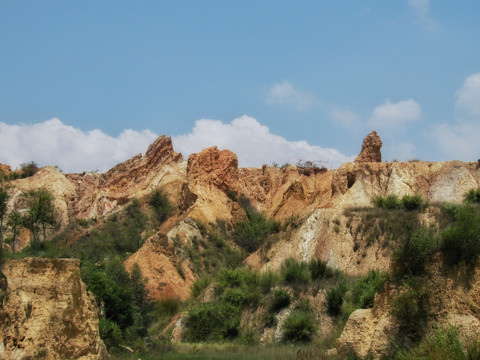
<box><xmin>368</xmin><ymin>99</ymin><xmax>422</xmax><ymax>128</ymax></box>
<box><xmin>266</xmin><ymin>80</ymin><xmax>320</xmax><ymax>111</ymax></box>
<box><xmin>0</xmin><ymin>116</ymin><xmax>354</xmax><ymax>174</ymax></box>
<box><xmin>431</xmin><ymin>72</ymin><xmax>480</xmax><ymax>160</ymax></box>
<box><xmin>329</xmin><ymin>106</ymin><xmax>362</xmax><ymax>129</ymax></box>
<box><xmin>173</xmin><ymin>115</ymin><xmax>353</xmax><ymax>168</ymax></box>
<box><xmin>0</xmin><ymin>118</ymin><xmax>158</xmax><ymax>173</ymax></box>
<box><xmin>455</xmin><ymin>72</ymin><xmax>480</xmax><ymax>118</ymax></box>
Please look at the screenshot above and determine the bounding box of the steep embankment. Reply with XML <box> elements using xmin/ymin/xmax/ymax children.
<box><xmin>0</xmin><ymin>258</ymin><xmax>107</xmax><ymax>360</ymax></box>
<box><xmin>5</xmin><ymin>132</ymin><xmax>480</xmax><ymax>303</ymax></box>
<box><xmin>336</xmin><ymin>256</ymin><xmax>480</xmax><ymax>359</ymax></box>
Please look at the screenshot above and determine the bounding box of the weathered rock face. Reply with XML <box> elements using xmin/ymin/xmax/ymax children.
<box><xmin>0</xmin><ymin>163</ymin><xmax>12</xmax><ymax>174</ymax></box>
<box><xmin>0</xmin><ymin>258</ymin><xmax>107</xmax><ymax>360</ymax></box>
<box><xmin>336</xmin><ymin>258</ymin><xmax>480</xmax><ymax>359</ymax></box>
<box><xmin>355</xmin><ymin>131</ymin><xmax>383</xmax><ymax>163</ymax></box>
<box><xmin>124</xmin><ymin>227</ymin><xmax>196</xmax><ymax>301</ymax></box>
<box><xmin>186</xmin><ymin>146</ymin><xmax>238</xmax><ymax>191</ymax></box>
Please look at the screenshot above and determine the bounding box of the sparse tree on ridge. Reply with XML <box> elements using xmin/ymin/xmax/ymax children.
<box><xmin>20</xmin><ymin>188</ymin><xmax>56</xmax><ymax>254</ymax></box>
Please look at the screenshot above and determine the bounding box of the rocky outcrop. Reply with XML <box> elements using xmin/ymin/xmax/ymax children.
<box><xmin>186</xmin><ymin>146</ymin><xmax>238</xmax><ymax>191</ymax></box>
<box><xmin>124</xmin><ymin>227</ymin><xmax>196</xmax><ymax>301</ymax></box>
<box><xmin>0</xmin><ymin>258</ymin><xmax>106</xmax><ymax>360</ymax></box>
<box><xmin>355</xmin><ymin>131</ymin><xmax>383</xmax><ymax>163</ymax></box>
<box><xmin>336</xmin><ymin>308</ymin><xmax>393</xmax><ymax>359</ymax></box>
<box><xmin>0</xmin><ymin>163</ymin><xmax>11</xmax><ymax>174</ymax></box>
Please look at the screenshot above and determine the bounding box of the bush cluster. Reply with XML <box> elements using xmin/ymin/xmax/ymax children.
<box><xmin>234</xmin><ymin>212</ymin><xmax>280</xmax><ymax>252</ymax></box>
<box><xmin>281</xmin><ymin>257</ymin><xmax>335</xmax><ymax>285</ymax></box>
<box><xmin>186</xmin><ymin>267</ymin><xmax>261</xmax><ymax>342</ymax></box>
<box><xmin>351</xmin><ymin>270</ymin><xmax>388</xmax><ymax>309</ymax></box>
<box><xmin>282</xmin><ymin>299</ymin><xmax>317</xmax><ymax>343</ymax></box>
<box><xmin>372</xmin><ymin>194</ymin><xmax>424</xmax><ymax>211</ymax></box>
<box><xmin>390</xmin><ymin>282</ymin><xmax>429</xmax><ymax>343</ymax></box>
<box><xmin>148</xmin><ymin>189</ymin><xmax>174</xmax><ymax>223</ymax></box>
<box><xmin>184</xmin><ymin>302</ymin><xmax>240</xmax><ymax>342</ymax></box>
<box><xmin>268</xmin><ymin>289</ymin><xmax>291</xmax><ymax>313</ymax></box>
<box><xmin>464</xmin><ymin>188</ymin><xmax>480</xmax><ymax>204</ymax></box>
<box><xmin>392</xmin><ymin>227</ymin><xmax>437</xmax><ymax>278</ymax></box>
<box><xmin>441</xmin><ymin>205</ymin><xmax>480</xmax><ymax>266</ymax></box>
<box><xmin>281</xmin><ymin>258</ymin><xmax>311</xmax><ymax>284</ymax></box>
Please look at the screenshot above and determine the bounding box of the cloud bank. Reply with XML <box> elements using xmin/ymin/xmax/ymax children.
<box><xmin>0</xmin><ymin>116</ymin><xmax>353</xmax><ymax>174</ymax></box>
<box><xmin>0</xmin><ymin>118</ymin><xmax>158</xmax><ymax>173</ymax></box>
<box><xmin>173</xmin><ymin>115</ymin><xmax>353</xmax><ymax>168</ymax></box>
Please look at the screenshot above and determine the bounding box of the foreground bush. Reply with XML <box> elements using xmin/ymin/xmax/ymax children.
<box><xmin>281</xmin><ymin>258</ymin><xmax>311</xmax><ymax>285</ymax></box>
<box><xmin>401</xmin><ymin>194</ymin><xmax>424</xmax><ymax>211</ymax></box>
<box><xmin>268</xmin><ymin>289</ymin><xmax>291</xmax><ymax>313</ymax></box>
<box><xmin>394</xmin><ymin>326</ymin><xmax>480</xmax><ymax>360</ymax></box>
<box><xmin>148</xmin><ymin>189</ymin><xmax>174</xmax><ymax>223</ymax></box>
<box><xmin>215</xmin><ymin>268</ymin><xmax>260</xmax><ymax>307</ymax></box>
<box><xmin>184</xmin><ymin>302</ymin><xmax>240</xmax><ymax>342</ymax></box>
<box><xmin>308</xmin><ymin>258</ymin><xmax>334</xmax><ymax>280</ymax></box>
<box><xmin>372</xmin><ymin>194</ymin><xmax>424</xmax><ymax>211</ymax></box>
<box><xmin>351</xmin><ymin>270</ymin><xmax>388</xmax><ymax>309</ymax></box>
<box><xmin>282</xmin><ymin>300</ymin><xmax>317</xmax><ymax>343</ymax></box>
<box><xmin>234</xmin><ymin>212</ymin><xmax>280</xmax><ymax>252</ymax></box>
<box><xmin>392</xmin><ymin>227</ymin><xmax>437</xmax><ymax>278</ymax></box>
<box><xmin>441</xmin><ymin>205</ymin><xmax>480</xmax><ymax>266</ymax></box>
<box><xmin>391</xmin><ymin>284</ymin><xmax>429</xmax><ymax>343</ymax></box>
<box><xmin>464</xmin><ymin>188</ymin><xmax>480</xmax><ymax>204</ymax></box>
<box><xmin>372</xmin><ymin>195</ymin><xmax>401</xmax><ymax>209</ymax></box>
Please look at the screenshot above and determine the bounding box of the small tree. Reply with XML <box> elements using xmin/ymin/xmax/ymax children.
<box><xmin>6</xmin><ymin>210</ymin><xmax>22</xmax><ymax>253</ymax></box>
<box><xmin>0</xmin><ymin>181</ymin><xmax>10</xmax><ymax>260</ymax></box>
<box><xmin>21</xmin><ymin>188</ymin><xmax>56</xmax><ymax>253</ymax></box>
<box><xmin>148</xmin><ymin>189</ymin><xmax>174</xmax><ymax>223</ymax></box>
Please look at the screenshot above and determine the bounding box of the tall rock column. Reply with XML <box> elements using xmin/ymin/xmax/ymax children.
<box><xmin>355</xmin><ymin>131</ymin><xmax>383</xmax><ymax>162</ymax></box>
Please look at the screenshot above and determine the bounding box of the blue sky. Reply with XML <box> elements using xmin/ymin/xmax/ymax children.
<box><xmin>1</xmin><ymin>1</ymin><xmax>480</xmax><ymax>172</ymax></box>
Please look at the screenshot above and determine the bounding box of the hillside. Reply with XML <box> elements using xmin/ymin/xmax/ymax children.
<box><xmin>1</xmin><ymin>131</ymin><xmax>480</xmax><ymax>359</ymax></box>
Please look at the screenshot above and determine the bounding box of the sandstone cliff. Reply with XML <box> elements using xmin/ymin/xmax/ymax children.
<box><xmin>0</xmin><ymin>258</ymin><xmax>106</xmax><ymax>360</ymax></box>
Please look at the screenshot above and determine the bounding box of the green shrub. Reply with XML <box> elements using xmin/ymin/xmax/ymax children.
<box><xmin>444</xmin><ymin>203</ymin><xmax>462</xmax><ymax>218</ymax></box>
<box><xmin>99</xmin><ymin>318</ymin><xmax>123</xmax><ymax>348</ymax></box>
<box><xmin>215</xmin><ymin>268</ymin><xmax>260</xmax><ymax>307</ymax></box>
<box><xmin>372</xmin><ymin>195</ymin><xmax>401</xmax><ymax>209</ymax></box>
<box><xmin>441</xmin><ymin>205</ymin><xmax>480</xmax><ymax>266</ymax></box>
<box><xmin>402</xmin><ymin>194</ymin><xmax>424</xmax><ymax>211</ymax></box>
<box><xmin>309</xmin><ymin>258</ymin><xmax>334</xmax><ymax>280</ymax></box>
<box><xmin>390</xmin><ymin>284</ymin><xmax>429</xmax><ymax>343</ymax></box>
<box><xmin>294</xmin><ymin>297</ymin><xmax>312</xmax><ymax>312</ymax></box>
<box><xmin>464</xmin><ymin>188</ymin><xmax>480</xmax><ymax>204</ymax></box>
<box><xmin>234</xmin><ymin>212</ymin><xmax>280</xmax><ymax>252</ymax></box>
<box><xmin>410</xmin><ymin>326</ymin><xmax>471</xmax><ymax>360</ymax></box>
<box><xmin>281</xmin><ymin>258</ymin><xmax>311</xmax><ymax>285</ymax></box>
<box><xmin>326</xmin><ymin>285</ymin><xmax>344</xmax><ymax>317</ymax></box>
<box><xmin>190</xmin><ymin>276</ymin><xmax>211</xmax><ymax>299</ymax></box>
<box><xmin>82</xmin><ymin>259</ymin><xmax>135</xmax><ymax>330</ymax></box>
<box><xmin>148</xmin><ymin>189</ymin><xmax>174</xmax><ymax>223</ymax></box>
<box><xmin>259</xmin><ymin>270</ymin><xmax>280</xmax><ymax>294</ymax></box>
<box><xmin>351</xmin><ymin>270</ymin><xmax>388</xmax><ymax>309</ymax></box>
<box><xmin>282</xmin><ymin>308</ymin><xmax>317</xmax><ymax>343</ymax></box>
<box><xmin>268</xmin><ymin>289</ymin><xmax>291</xmax><ymax>313</ymax></box>
<box><xmin>184</xmin><ymin>302</ymin><xmax>240</xmax><ymax>342</ymax></box>
<box><xmin>392</xmin><ymin>227</ymin><xmax>437</xmax><ymax>278</ymax></box>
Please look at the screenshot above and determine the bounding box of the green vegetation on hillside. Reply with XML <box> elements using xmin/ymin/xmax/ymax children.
<box><xmin>4</xmin><ymin>184</ymin><xmax>480</xmax><ymax>359</ymax></box>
